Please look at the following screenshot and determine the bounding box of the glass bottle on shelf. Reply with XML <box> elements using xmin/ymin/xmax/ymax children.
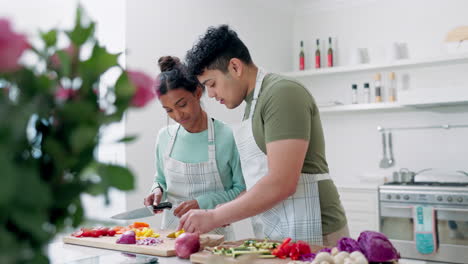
<box><xmin>315</xmin><ymin>39</ymin><xmax>321</xmax><ymax>69</ymax></box>
<box><xmin>374</xmin><ymin>73</ymin><xmax>382</xmax><ymax>103</ymax></box>
<box><xmin>327</xmin><ymin>37</ymin><xmax>333</xmax><ymax>67</ymax></box>
<box><xmin>363</xmin><ymin>83</ymin><xmax>370</xmax><ymax>103</ymax></box>
<box><xmin>388</xmin><ymin>72</ymin><xmax>396</xmax><ymax>102</ymax></box>
<box><xmin>352</xmin><ymin>84</ymin><xmax>358</xmax><ymax>104</ymax></box>
<box><xmin>299</xmin><ymin>41</ymin><xmax>305</xmax><ymax>71</ymax></box>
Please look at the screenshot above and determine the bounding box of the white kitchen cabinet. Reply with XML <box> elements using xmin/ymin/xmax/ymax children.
<box><xmin>337</xmin><ymin>185</ymin><xmax>379</xmax><ymax>239</ymax></box>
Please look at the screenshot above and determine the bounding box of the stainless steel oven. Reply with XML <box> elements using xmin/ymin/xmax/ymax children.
<box><xmin>379</xmin><ymin>183</ymin><xmax>468</xmax><ymax>264</ymax></box>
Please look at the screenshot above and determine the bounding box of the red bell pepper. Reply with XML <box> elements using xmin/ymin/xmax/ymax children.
<box><xmin>272</xmin><ymin>237</ymin><xmax>293</xmax><ymax>259</ymax></box>
<box><xmin>289</xmin><ymin>240</ymin><xmax>311</xmax><ymax>260</ymax></box>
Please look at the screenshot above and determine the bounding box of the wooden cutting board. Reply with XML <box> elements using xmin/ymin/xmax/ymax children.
<box><xmin>190</xmin><ymin>239</ymin><xmax>325</xmax><ymax>264</ymax></box>
<box><xmin>63</xmin><ymin>229</ymin><xmax>224</xmax><ymax>257</ymax></box>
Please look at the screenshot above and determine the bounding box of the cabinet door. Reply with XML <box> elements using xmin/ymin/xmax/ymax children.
<box><xmin>338</xmin><ymin>187</ymin><xmax>379</xmax><ymax>238</ymax></box>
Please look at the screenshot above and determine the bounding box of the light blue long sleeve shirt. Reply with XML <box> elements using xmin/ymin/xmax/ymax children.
<box><xmin>151</xmin><ymin>119</ymin><xmax>245</xmax><ymax>209</ymax></box>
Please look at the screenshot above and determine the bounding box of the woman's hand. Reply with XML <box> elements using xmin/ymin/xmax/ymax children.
<box><xmin>144</xmin><ymin>188</ymin><xmax>163</xmax><ymax>214</ymax></box>
<box><xmin>173</xmin><ymin>200</ymin><xmax>200</xmax><ymax>218</ymax></box>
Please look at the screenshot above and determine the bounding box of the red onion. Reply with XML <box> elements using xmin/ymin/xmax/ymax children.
<box><xmin>136</xmin><ymin>237</ymin><xmax>164</xmax><ymax>246</ymax></box>
<box><xmin>116</xmin><ymin>230</ymin><xmax>136</xmax><ymax>244</ymax></box>
<box><xmin>174</xmin><ymin>232</ymin><xmax>200</xmax><ymax>259</ymax></box>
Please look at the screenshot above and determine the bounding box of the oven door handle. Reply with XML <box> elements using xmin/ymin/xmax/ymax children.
<box><xmin>436</xmin><ymin>208</ymin><xmax>468</xmax><ymax>213</ymax></box>
<box><xmin>382</xmin><ymin>205</ymin><xmax>468</xmax><ymax>213</ymax></box>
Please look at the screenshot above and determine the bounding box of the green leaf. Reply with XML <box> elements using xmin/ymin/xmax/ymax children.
<box><xmin>42</xmin><ymin>137</ymin><xmax>68</xmax><ymax>172</ymax></box>
<box><xmin>84</xmin><ymin>163</ymin><xmax>135</xmax><ymax>192</ymax></box>
<box><xmin>114</xmin><ymin>71</ymin><xmax>135</xmax><ymax>111</ymax></box>
<box><xmin>10</xmin><ymin>209</ymin><xmax>51</xmax><ymax>243</ymax></box>
<box><xmin>66</xmin><ymin>6</ymin><xmax>95</xmax><ymax>46</ymax></box>
<box><xmin>14</xmin><ymin>168</ymin><xmax>52</xmax><ymax>209</ymax></box>
<box><xmin>116</xmin><ymin>135</ymin><xmax>137</xmax><ymax>143</ymax></box>
<box><xmin>40</xmin><ymin>29</ymin><xmax>57</xmax><ymax>47</ymax></box>
<box><xmin>60</xmin><ymin>101</ymin><xmax>96</xmax><ymax>124</ymax></box>
<box><xmin>80</xmin><ymin>44</ymin><xmax>120</xmax><ymax>85</ymax></box>
<box><xmin>71</xmin><ymin>200</ymin><xmax>84</xmax><ymax>227</ymax></box>
<box><xmin>101</xmin><ymin>164</ymin><xmax>134</xmax><ymax>191</ymax></box>
<box><xmin>56</xmin><ymin>49</ymin><xmax>72</xmax><ymax>76</ymax></box>
<box><xmin>0</xmin><ymin>151</ymin><xmax>18</xmax><ymax>206</ymax></box>
<box><xmin>70</xmin><ymin>125</ymin><xmax>98</xmax><ymax>154</ymax></box>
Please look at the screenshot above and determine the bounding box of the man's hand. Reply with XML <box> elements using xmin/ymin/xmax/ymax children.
<box><xmin>143</xmin><ymin>188</ymin><xmax>163</xmax><ymax>213</ymax></box>
<box><xmin>173</xmin><ymin>200</ymin><xmax>200</xmax><ymax>218</ymax></box>
<box><xmin>178</xmin><ymin>209</ymin><xmax>219</xmax><ymax>234</ymax></box>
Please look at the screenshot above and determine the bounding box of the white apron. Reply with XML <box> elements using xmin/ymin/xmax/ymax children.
<box><xmin>232</xmin><ymin>68</ymin><xmax>329</xmax><ymax>245</ymax></box>
<box><xmin>161</xmin><ymin>117</ymin><xmax>235</xmax><ymax>241</ymax></box>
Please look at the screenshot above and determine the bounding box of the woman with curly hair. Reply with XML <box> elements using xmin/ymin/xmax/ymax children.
<box><xmin>143</xmin><ymin>56</ymin><xmax>245</xmax><ymax>240</ymax></box>
<box><xmin>178</xmin><ymin>25</ymin><xmax>349</xmax><ymax>246</ymax></box>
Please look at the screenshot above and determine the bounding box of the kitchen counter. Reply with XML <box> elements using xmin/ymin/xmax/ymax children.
<box><xmin>47</xmin><ymin>241</ymin><xmax>190</xmax><ymax>264</ymax></box>
<box><xmin>48</xmin><ymin>241</ymin><xmax>448</xmax><ymax>264</ymax></box>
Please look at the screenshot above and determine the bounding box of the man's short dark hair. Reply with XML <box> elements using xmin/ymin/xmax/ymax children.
<box><xmin>186</xmin><ymin>25</ymin><xmax>252</xmax><ymax>76</ymax></box>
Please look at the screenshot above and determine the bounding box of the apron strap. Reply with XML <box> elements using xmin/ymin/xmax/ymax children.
<box><xmin>207</xmin><ymin>116</ymin><xmax>216</xmax><ymax>161</ymax></box>
<box><xmin>165</xmin><ymin>125</ymin><xmax>180</xmax><ymax>158</ymax></box>
<box><xmin>248</xmin><ymin>68</ymin><xmax>267</xmax><ymax>120</ymax></box>
<box><xmin>165</xmin><ymin>115</ymin><xmax>216</xmax><ymax>161</ymax></box>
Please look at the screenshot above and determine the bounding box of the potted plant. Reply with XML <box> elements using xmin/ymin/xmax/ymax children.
<box><xmin>0</xmin><ymin>6</ymin><xmax>156</xmax><ymax>264</ymax></box>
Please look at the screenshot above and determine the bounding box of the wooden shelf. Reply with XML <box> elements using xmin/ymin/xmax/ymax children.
<box><xmin>283</xmin><ymin>53</ymin><xmax>468</xmax><ymax>77</ymax></box>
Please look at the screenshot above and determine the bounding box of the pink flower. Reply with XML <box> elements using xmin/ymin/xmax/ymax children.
<box><xmin>0</xmin><ymin>18</ymin><xmax>30</xmax><ymax>72</ymax></box>
<box><xmin>50</xmin><ymin>45</ymin><xmax>77</xmax><ymax>69</ymax></box>
<box><xmin>127</xmin><ymin>70</ymin><xmax>156</xmax><ymax>108</ymax></box>
<box><xmin>55</xmin><ymin>85</ymin><xmax>77</xmax><ymax>102</ymax></box>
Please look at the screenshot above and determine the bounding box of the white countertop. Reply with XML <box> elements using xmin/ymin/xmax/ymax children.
<box><xmin>47</xmin><ymin>241</ymin><xmax>190</xmax><ymax>264</ymax></box>
<box><xmin>48</xmin><ymin>242</ymin><xmax>448</xmax><ymax>264</ymax></box>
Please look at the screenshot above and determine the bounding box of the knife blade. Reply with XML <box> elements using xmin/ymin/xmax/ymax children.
<box><xmin>110</xmin><ymin>202</ymin><xmax>172</xmax><ymax>220</ymax></box>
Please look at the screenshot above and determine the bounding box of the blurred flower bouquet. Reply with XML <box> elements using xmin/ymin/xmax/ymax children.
<box><xmin>0</xmin><ymin>7</ymin><xmax>155</xmax><ymax>264</ymax></box>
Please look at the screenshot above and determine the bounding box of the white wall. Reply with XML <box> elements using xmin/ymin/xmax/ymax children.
<box><xmin>0</xmin><ymin>0</ymin><xmax>128</xmax><ymax>222</ymax></box>
<box><xmin>291</xmin><ymin>0</ymin><xmax>468</xmax><ymax>185</ymax></box>
<box><xmin>125</xmin><ymin>0</ymin><xmax>295</xmax><ymax>238</ymax></box>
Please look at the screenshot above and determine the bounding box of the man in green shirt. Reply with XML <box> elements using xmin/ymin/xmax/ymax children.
<box><xmin>179</xmin><ymin>25</ymin><xmax>348</xmax><ymax>246</ymax></box>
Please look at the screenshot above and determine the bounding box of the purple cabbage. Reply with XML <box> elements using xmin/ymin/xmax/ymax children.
<box><xmin>357</xmin><ymin>231</ymin><xmax>400</xmax><ymax>262</ymax></box>
<box><xmin>336</xmin><ymin>237</ymin><xmax>361</xmax><ymax>253</ymax></box>
<box><xmin>300</xmin><ymin>253</ymin><xmax>316</xmax><ymax>261</ymax></box>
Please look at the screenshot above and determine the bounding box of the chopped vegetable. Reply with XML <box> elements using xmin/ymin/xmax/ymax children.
<box><xmin>289</xmin><ymin>241</ymin><xmax>311</xmax><ymax>260</ymax></box>
<box><xmin>136</xmin><ymin>237</ymin><xmax>164</xmax><ymax>246</ymax></box>
<box><xmin>129</xmin><ymin>222</ymin><xmax>149</xmax><ymax>228</ymax></box>
<box><xmin>116</xmin><ymin>230</ymin><xmax>137</xmax><ymax>244</ymax></box>
<box><xmin>336</xmin><ymin>237</ymin><xmax>361</xmax><ymax>253</ymax></box>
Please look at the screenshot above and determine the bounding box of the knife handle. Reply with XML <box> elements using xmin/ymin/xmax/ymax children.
<box><xmin>153</xmin><ymin>202</ymin><xmax>172</xmax><ymax>210</ymax></box>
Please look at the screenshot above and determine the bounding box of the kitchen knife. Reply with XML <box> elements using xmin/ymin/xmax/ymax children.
<box><xmin>110</xmin><ymin>202</ymin><xmax>172</xmax><ymax>220</ymax></box>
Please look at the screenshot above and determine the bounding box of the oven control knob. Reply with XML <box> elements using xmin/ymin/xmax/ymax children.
<box><xmin>403</xmin><ymin>195</ymin><xmax>409</xmax><ymax>200</ymax></box>
<box><xmin>447</xmin><ymin>196</ymin><xmax>453</xmax><ymax>202</ymax></box>
<box><xmin>396</xmin><ymin>195</ymin><xmax>401</xmax><ymax>200</ymax></box>
<box><xmin>386</xmin><ymin>194</ymin><xmax>392</xmax><ymax>200</ymax></box>
<box><xmin>437</xmin><ymin>196</ymin><xmax>443</xmax><ymax>202</ymax></box>
<box><xmin>457</xmin><ymin>197</ymin><xmax>463</xmax><ymax>203</ymax></box>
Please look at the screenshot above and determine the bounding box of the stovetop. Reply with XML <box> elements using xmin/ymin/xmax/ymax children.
<box><xmin>379</xmin><ymin>182</ymin><xmax>468</xmax><ymax>205</ymax></box>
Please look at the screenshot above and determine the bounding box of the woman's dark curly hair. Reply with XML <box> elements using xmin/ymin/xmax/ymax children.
<box><xmin>185</xmin><ymin>24</ymin><xmax>253</xmax><ymax>76</ymax></box>
<box><xmin>155</xmin><ymin>56</ymin><xmax>200</xmax><ymax>97</ymax></box>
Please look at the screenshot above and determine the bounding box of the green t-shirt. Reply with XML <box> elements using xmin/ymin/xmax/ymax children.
<box><xmin>152</xmin><ymin>119</ymin><xmax>246</xmax><ymax>210</ymax></box>
<box><xmin>243</xmin><ymin>73</ymin><xmax>347</xmax><ymax>234</ymax></box>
